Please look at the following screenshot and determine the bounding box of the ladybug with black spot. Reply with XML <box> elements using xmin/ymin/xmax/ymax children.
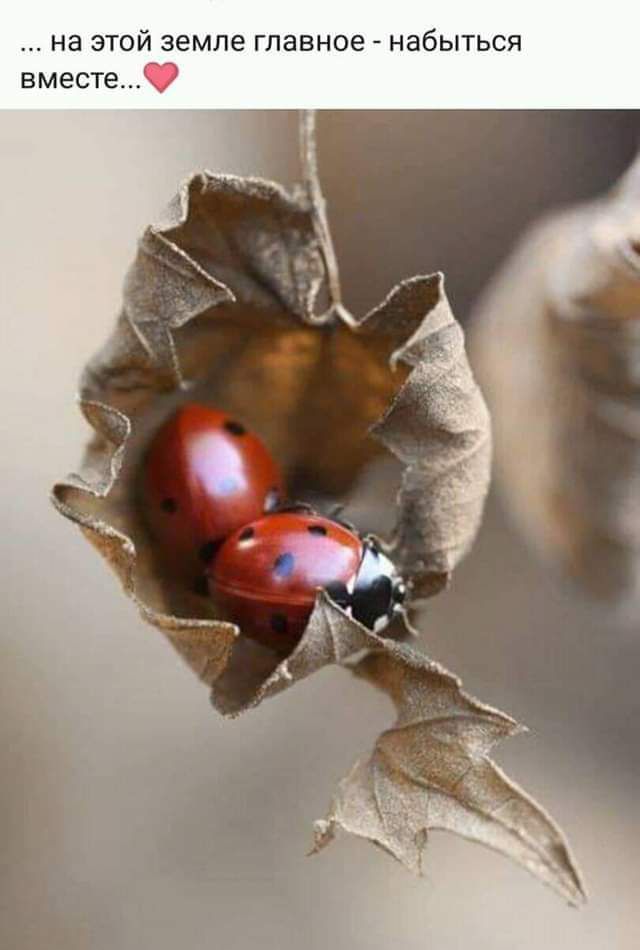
<box><xmin>209</xmin><ymin>510</ymin><xmax>406</xmax><ymax>654</ymax></box>
<box><xmin>143</xmin><ymin>403</ymin><xmax>284</xmax><ymax>591</ymax></box>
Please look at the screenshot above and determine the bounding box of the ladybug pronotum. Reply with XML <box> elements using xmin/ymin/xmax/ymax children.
<box><xmin>209</xmin><ymin>511</ymin><xmax>406</xmax><ymax>653</ymax></box>
<box><xmin>143</xmin><ymin>403</ymin><xmax>284</xmax><ymax>592</ymax></box>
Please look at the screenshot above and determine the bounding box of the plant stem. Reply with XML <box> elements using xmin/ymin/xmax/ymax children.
<box><xmin>299</xmin><ymin>110</ymin><xmax>355</xmax><ymax>325</ymax></box>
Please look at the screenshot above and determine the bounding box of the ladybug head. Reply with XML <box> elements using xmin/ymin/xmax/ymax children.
<box><xmin>326</xmin><ymin>537</ymin><xmax>406</xmax><ymax>634</ymax></box>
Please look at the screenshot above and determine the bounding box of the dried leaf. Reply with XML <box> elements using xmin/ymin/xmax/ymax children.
<box><xmin>369</xmin><ymin>277</ymin><xmax>491</xmax><ymax>594</ymax></box>
<box><xmin>312</xmin><ymin>620</ymin><xmax>585</xmax><ymax>906</ymax></box>
<box><xmin>52</xmin><ymin>170</ymin><xmax>490</xmax><ymax>695</ymax></box>
<box><xmin>472</xmin><ymin>154</ymin><xmax>640</xmax><ymax>609</ymax></box>
<box><xmin>51</xmin><ymin>158</ymin><xmax>582</xmax><ymax>902</ymax></box>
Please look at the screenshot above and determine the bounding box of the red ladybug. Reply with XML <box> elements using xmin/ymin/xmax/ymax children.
<box><xmin>209</xmin><ymin>511</ymin><xmax>406</xmax><ymax>653</ymax></box>
<box><xmin>143</xmin><ymin>403</ymin><xmax>284</xmax><ymax>592</ymax></box>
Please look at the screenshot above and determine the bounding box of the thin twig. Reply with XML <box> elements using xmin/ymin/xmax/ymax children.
<box><xmin>299</xmin><ymin>110</ymin><xmax>355</xmax><ymax>325</ymax></box>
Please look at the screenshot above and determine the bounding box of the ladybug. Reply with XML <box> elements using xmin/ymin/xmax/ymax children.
<box><xmin>208</xmin><ymin>511</ymin><xmax>406</xmax><ymax>653</ymax></box>
<box><xmin>143</xmin><ymin>403</ymin><xmax>284</xmax><ymax>591</ymax></box>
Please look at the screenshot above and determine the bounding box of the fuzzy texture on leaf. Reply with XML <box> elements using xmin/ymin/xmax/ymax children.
<box><xmin>51</xmin><ymin>169</ymin><xmax>583</xmax><ymax>901</ymax></box>
<box><xmin>471</xmin><ymin>155</ymin><xmax>640</xmax><ymax>612</ymax></box>
<box><xmin>312</xmin><ymin>619</ymin><xmax>585</xmax><ymax>906</ymax></box>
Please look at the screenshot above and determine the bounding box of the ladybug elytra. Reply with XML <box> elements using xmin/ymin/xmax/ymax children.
<box><xmin>143</xmin><ymin>403</ymin><xmax>284</xmax><ymax>590</ymax></box>
<box><xmin>209</xmin><ymin>511</ymin><xmax>406</xmax><ymax>653</ymax></box>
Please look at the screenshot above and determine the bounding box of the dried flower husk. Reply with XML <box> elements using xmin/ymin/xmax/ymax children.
<box><xmin>52</xmin><ymin>170</ymin><xmax>491</xmax><ymax>693</ymax></box>
<box><xmin>52</xmin><ymin>168</ymin><xmax>583</xmax><ymax>902</ymax></box>
<box><xmin>471</xmin><ymin>155</ymin><xmax>640</xmax><ymax>611</ymax></box>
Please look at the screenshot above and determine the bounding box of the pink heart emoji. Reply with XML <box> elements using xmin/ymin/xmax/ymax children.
<box><xmin>143</xmin><ymin>62</ymin><xmax>179</xmax><ymax>93</ymax></box>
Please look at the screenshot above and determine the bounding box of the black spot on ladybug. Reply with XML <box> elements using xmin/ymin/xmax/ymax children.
<box><xmin>224</xmin><ymin>419</ymin><xmax>246</xmax><ymax>436</ymax></box>
<box><xmin>273</xmin><ymin>552</ymin><xmax>295</xmax><ymax>578</ymax></box>
<box><xmin>325</xmin><ymin>581</ymin><xmax>351</xmax><ymax>608</ymax></box>
<box><xmin>218</xmin><ymin>476</ymin><xmax>239</xmax><ymax>496</ymax></box>
<box><xmin>198</xmin><ymin>539</ymin><xmax>220</xmax><ymax>564</ymax></box>
<box><xmin>239</xmin><ymin>526</ymin><xmax>255</xmax><ymax>542</ymax></box>
<box><xmin>264</xmin><ymin>488</ymin><xmax>281</xmax><ymax>512</ymax></box>
<box><xmin>270</xmin><ymin>613</ymin><xmax>289</xmax><ymax>635</ymax></box>
<box><xmin>193</xmin><ymin>575</ymin><xmax>209</xmax><ymax>597</ymax></box>
<box><xmin>308</xmin><ymin>524</ymin><xmax>328</xmax><ymax>536</ymax></box>
<box><xmin>161</xmin><ymin>497</ymin><xmax>177</xmax><ymax>513</ymax></box>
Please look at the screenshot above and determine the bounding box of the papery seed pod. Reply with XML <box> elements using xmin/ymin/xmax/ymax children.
<box><xmin>51</xmin><ymin>114</ymin><xmax>584</xmax><ymax>903</ymax></box>
<box><xmin>471</xmin><ymin>154</ymin><xmax>640</xmax><ymax>613</ymax></box>
<box><xmin>52</xmin><ymin>171</ymin><xmax>491</xmax><ymax>699</ymax></box>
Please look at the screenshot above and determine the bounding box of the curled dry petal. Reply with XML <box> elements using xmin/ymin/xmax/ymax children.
<box><xmin>369</xmin><ymin>276</ymin><xmax>491</xmax><ymax>595</ymax></box>
<box><xmin>472</xmin><ymin>154</ymin><xmax>640</xmax><ymax>610</ymax></box>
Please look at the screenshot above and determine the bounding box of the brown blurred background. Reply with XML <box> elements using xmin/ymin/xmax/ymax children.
<box><xmin>1</xmin><ymin>111</ymin><xmax>639</xmax><ymax>949</ymax></box>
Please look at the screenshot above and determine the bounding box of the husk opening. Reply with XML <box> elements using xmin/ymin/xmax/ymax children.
<box><xmin>52</xmin><ymin>169</ymin><xmax>492</xmax><ymax>698</ymax></box>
